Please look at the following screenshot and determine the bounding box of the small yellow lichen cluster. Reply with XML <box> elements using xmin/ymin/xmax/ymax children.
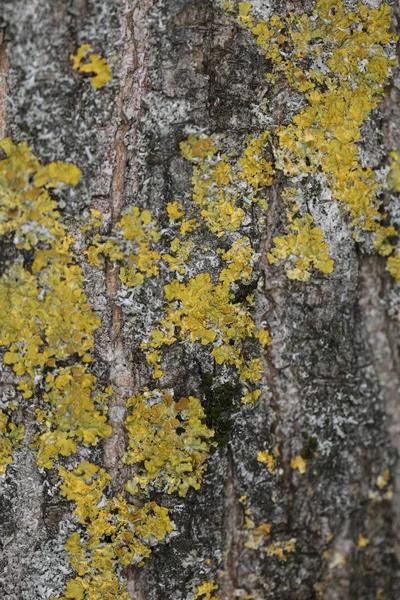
<box><xmin>0</xmin><ymin>139</ymin><xmax>110</xmax><ymax>474</ymax></box>
<box><xmin>0</xmin><ymin>409</ymin><xmax>24</xmax><ymax>476</ymax></box>
<box><xmin>123</xmin><ymin>388</ymin><xmax>214</xmax><ymax>497</ymax></box>
<box><xmin>256</xmin><ymin>448</ymin><xmax>276</xmax><ymax>474</ymax></box>
<box><xmin>387</xmin><ymin>153</ymin><xmax>400</xmax><ymax>282</ymax></box>
<box><xmin>243</xmin><ymin>507</ymin><xmax>296</xmax><ymax>560</ymax></box>
<box><xmin>290</xmin><ymin>455</ymin><xmax>307</xmax><ymax>474</ymax></box>
<box><xmin>143</xmin><ymin>236</ymin><xmax>270</xmax><ymax>400</ymax></box>
<box><xmin>388</xmin><ymin>151</ymin><xmax>400</xmax><ymax>193</ymax></box>
<box><xmin>387</xmin><ymin>254</ymin><xmax>400</xmax><ymax>281</ymax></box>
<box><xmin>264</xmin><ymin>539</ymin><xmax>297</xmax><ymax>561</ymax></box>
<box><xmin>195</xmin><ymin>580</ymin><xmax>222</xmax><ymax>600</ymax></box>
<box><xmin>70</xmin><ymin>44</ymin><xmax>111</xmax><ymax>89</ymax></box>
<box><xmin>236</xmin><ymin>0</ymin><xmax>399</xmax><ymax>278</ymax></box>
<box><xmin>55</xmin><ymin>461</ymin><xmax>172</xmax><ymax>600</ymax></box>
<box><xmin>80</xmin><ymin>208</ymin><xmax>103</xmax><ymax>234</ymax></box>
<box><xmin>34</xmin><ymin>369</ymin><xmax>112</xmax><ymax>469</ymax></box>
<box><xmin>245</xmin><ymin>519</ymin><xmax>272</xmax><ymax>550</ymax></box>
<box><xmin>267</xmin><ymin>214</ymin><xmax>334</xmax><ymax>282</ymax></box>
<box><xmin>86</xmin><ymin>207</ymin><xmax>161</xmax><ymax>287</ymax></box>
<box><xmin>180</xmin><ymin>133</ymin><xmax>271</xmax><ymax>237</ymax></box>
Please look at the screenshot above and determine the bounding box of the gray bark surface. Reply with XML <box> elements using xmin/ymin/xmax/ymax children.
<box><xmin>1</xmin><ymin>1</ymin><xmax>400</xmax><ymax>599</ymax></box>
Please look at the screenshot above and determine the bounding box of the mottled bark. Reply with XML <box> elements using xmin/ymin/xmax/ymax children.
<box><xmin>1</xmin><ymin>1</ymin><xmax>400</xmax><ymax>599</ymax></box>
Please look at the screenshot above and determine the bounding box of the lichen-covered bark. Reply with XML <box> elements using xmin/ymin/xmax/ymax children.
<box><xmin>1</xmin><ymin>1</ymin><xmax>400</xmax><ymax>599</ymax></box>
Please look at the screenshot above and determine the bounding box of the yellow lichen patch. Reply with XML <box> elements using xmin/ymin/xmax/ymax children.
<box><xmin>122</xmin><ymin>389</ymin><xmax>214</xmax><ymax>497</ymax></box>
<box><xmin>387</xmin><ymin>254</ymin><xmax>400</xmax><ymax>282</ymax></box>
<box><xmin>388</xmin><ymin>151</ymin><xmax>400</xmax><ymax>192</ymax></box>
<box><xmin>70</xmin><ymin>44</ymin><xmax>111</xmax><ymax>89</ymax></box>
<box><xmin>0</xmin><ymin>137</ymin><xmax>80</xmax><ymax>250</ymax></box>
<box><xmin>257</xmin><ymin>449</ymin><xmax>275</xmax><ymax>474</ymax></box>
<box><xmin>167</xmin><ymin>201</ymin><xmax>184</xmax><ymax>221</ymax></box>
<box><xmin>59</xmin><ymin>462</ymin><xmax>111</xmax><ymax>524</ymax></box>
<box><xmin>56</xmin><ymin>489</ymin><xmax>172</xmax><ymax>600</ymax></box>
<box><xmin>238</xmin><ymin>131</ymin><xmax>274</xmax><ymax>191</ymax></box>
<box><xmin>180</xmin><ymin>133</ymin><xmax>272</xmax><ymax>237</ymax></box>
<box><xmin>235</xmin><ymin>0</ymin><xmax>398</xmax><ymax>277</ymax></box>
<box><xmin>222</xmin><ymin>0</ymin><xmax>233</xmax><ymax>11</ymax></box>
<box><xmin>0</xmin><ymin>409</ymin><xmax>24</xmax><ymax>475</ymax></box>
<box><xmin>163</xmin><ymin>237</ymin><xmax>193</xmax><ymax>276</ymax></box>
<box><xmin>34</xmin><ymin>376</ymin><xmax>111</xmax><ymax>468</ymax></box>
<box><xmin>238</xmin><ymin>2</ymin><xmax>255</xmax><ymax>28</ymax></box>
<box><xmin>376</xmin><ymin>468</ymin><xmax>390</xmax><ymax>489</ymax></box>
<box><xmin>0</xmin><ymin>139</ymin><xmax>107</xmax><ymax>474</ymax></box>
<box><xmin>243</xmin><ymin>509</ymin><xmax>295</xmax><ymax>559</ymax></box>
<box><xmin>241</xmin><ymin>389</ymin><xmax>262</xmax><ymax>405</ymax></box>
<box><xmin>0</xmin><ymin>258</ymin><xmax>101</xmax><ymax>400</ymax></box>
<box><xmin>86</xmin><ymin>207</ymin><xmax>160</xmax><ymax>287</ymax></box>
<box><xmin>267</xmin><ymin>214</ymin><xmax>334</xmax><ymax>282</ymax></box>
<box><xmin>358</xmin><ymin>533</ymin><xmax>369</xmax><ymax>548</ymax></box>
<box><xmin>195</xmin><ymin>581</ymin><xmax>222</xmax><ymax>600</ymax></box>
<box><xmin>143</xmin><ymin>236</ymin><xmax>265</xmax><ymax>398</ymax></box>
<box><xmin>290</xmin><ymin>455</ymin><xmax>307</xmax><ymax>474</ymax></box>
<box><xmin>80</xmin><ymin>208</ymin><xmax>103</xmax><ymax>233</ymax></box>
<box><xmin>265</xmin><ymin>539</ymin><xmax>297</xmax><ymax>561</ymax></box>
<box><xmin>0</xmin><ymin>139</ymin><xmax>175</xmax><ymax>598</ymax></box>
<box><xmin>245</xmin><ymin>521</ymin><xmax>272</xmax><ymax>550</ymax></box>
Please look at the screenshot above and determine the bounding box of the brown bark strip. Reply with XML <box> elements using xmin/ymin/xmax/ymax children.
<box><xmin>221</xmin><ymin>447</ymin><xmax>241</xmax><ymax>599</ymax></box>
<box><xmin>103</xmin><ymin>4</ymin><xmax>137</xmax><ymax>489</ymax></box>
<box><xmin>103</xmin><ymin>2</ymin><xmax>155</xmax><ymax>598</ymax></box>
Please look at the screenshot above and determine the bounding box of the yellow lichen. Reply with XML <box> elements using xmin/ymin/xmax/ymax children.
<box><xmin>59</xmin><ymin>461</ymin><xmax>111</xmax><ymax>524</ymax></box>
<box><xmin>57</xmin><ymin>471</ymin><xmax>172</xmax><ymax>600</ymax></box>
<box><xmin>235</xmin><ymin>0</ymin><xmax>398</xmax><ymax>277</ymax></box>
<box><xmin>238</xmin><ymin>131</ymin><xmax>274</xmax><ymax>191</ymax></box>
<box><xmin>267</xmin><ymin>214</ymin><xmax>334</xmax><ymax>282</ymax></box>
<box><xmin>180</xmin><ymin>133</ymin><xmax>273</xmax><ymax>237</ymax></box>
<box><xmin>80</xmin><ymin>208</ymin><xmax>103</xmax><ymax>233</ymax></box>
<box><xmin>376</xmin><ymin>468</ymin><xmax>390</xmax><ymax>489</ymax></box>
<box><xmin>388</xmin><ymin>151</ymin><xmax>400</xmax><ymax>192</ymax></box>
<box><xmin>387</xmin><ymin>254</ymin><xmax>400</xmax><ymax>282</ymax></box>
<box><xmin>0</xmin><ymin>409</ymin><xmax>24</xmax><ymax>475</ymax></box>
<box><xmin>195</xmin><ymin>581</ymin><xmax>222</xmax><ymax>600</ymax></box>
<box><xmin>167</xmin><ymin>201</ymin><xmax>185</xmax><ymax>221</ymax></box>
<box><xmin>265</xmin><ymin>539</ymin><xmax>297</xmax><ymax>561</ymax></box>
<box><xmin>70</xmin><ymin>44</ymin><xmax>111</xmax><ymax>89</ymax></box>
<box><xmin>85</xmin><ymin>206</ymin><xmax>160</xmax><ymax>287</ymax></box>
<box><xmin>290</xmin><ymin>455</ymin><xmax>307</xmax><ymax>474</ymax></box>
<box><xmin>358</xmin><ymin>533</ymin><xmax>369</xmax><ymax>548</ymax></box>
<box><xmin>163</xmin><ymin>237</ymin><xmax>193</xmax><ymax>276</ymax></box>
<box><xmin>256</xmin><ymin>449</ymin><xmax>275</xmax><ymax>474</ymax></box>
<box><xmin>0</xmin><ymin>139</ymin><xmax>109</xmax><ymax>475</ymax></box>
<box><xmin>123</xmin><ymin>388</ymin><xmax>214</xmax><ymax>497</ymax></box>
<box><xmin>243</xmin><ymin>506</ymin><xmax>296</xmax><ymax>559</ymax></box>
<box><xmin>222</xmin><ymin>0</ymin><xmax>233</xmax><ymax>12</ymax></box>
<box><xmin>142</xmin><ymin>236</ymin><xmax>265</xmax><ymax>398</ymax></box>
<box><xmin>245</xmin><ymin>521</ymin><xmax>272</xmax><ymax>550</ymax></box>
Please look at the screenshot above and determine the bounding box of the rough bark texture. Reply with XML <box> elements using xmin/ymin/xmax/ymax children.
<box><xmin>1</xmin><ymin>1</ymin><xmax>400</xmax><ymax>599</ymax></box>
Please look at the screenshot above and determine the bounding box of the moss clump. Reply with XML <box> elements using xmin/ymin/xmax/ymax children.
<box><xmin>201</xmin><ymin>372</ymin><xmax>240</xmax><ymax>450</ymax></box>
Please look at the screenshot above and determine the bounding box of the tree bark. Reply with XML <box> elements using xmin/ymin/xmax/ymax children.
<box><xmin>1</xmin><ymin>1</ymin><xmax>400</xmax><ymax>599</ymax></box>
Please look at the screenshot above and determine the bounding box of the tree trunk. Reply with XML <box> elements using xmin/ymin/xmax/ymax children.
<box><xmin>1</xmin><ymin>1</ymin><xmax>400</xmax><ymax>599</ymax></box>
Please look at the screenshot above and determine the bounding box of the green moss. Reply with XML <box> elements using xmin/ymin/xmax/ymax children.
<box><xmin>201</xmin><ymin>372</ymin><xmax>240</xmax><ymax>450</ymax></box>
<box><xmin>300</xmin><ymin>432</ymin><xmax>318</xmax><ymax>461</ymax></box>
